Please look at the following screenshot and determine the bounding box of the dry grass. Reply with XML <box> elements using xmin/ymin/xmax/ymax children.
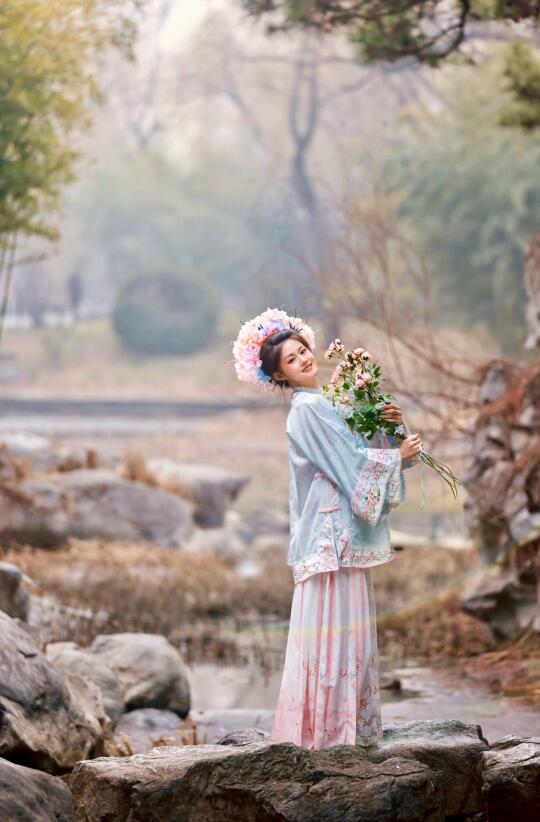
<box><xmin>2</xmin><ymin>536</ymin><xmax>494</xmax><ymax>660</ymax></box>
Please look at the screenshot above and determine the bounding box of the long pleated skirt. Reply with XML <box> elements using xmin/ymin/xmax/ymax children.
<box><xmin>270</xmin><ymin>566</ymin><xmax>383</xmax><ymax>749</ymax></box>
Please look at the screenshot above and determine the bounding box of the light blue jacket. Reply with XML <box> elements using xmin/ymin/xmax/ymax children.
<box><xmin>286</xmin><ymin>385</ymin><xmax>415</xmax><ymax>583</ymax></box>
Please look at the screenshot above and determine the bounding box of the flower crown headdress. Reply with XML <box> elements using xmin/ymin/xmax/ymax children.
<box><xmin>232</xmin><ymin>307</ymin><xmax>316</xmax><ymax>391</ymax></box>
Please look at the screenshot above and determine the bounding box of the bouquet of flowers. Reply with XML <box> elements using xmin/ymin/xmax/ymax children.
<box><xmin>322</xmin><ymin>339</ymin><xmax>461</xmax><ymax>499</ymax></box>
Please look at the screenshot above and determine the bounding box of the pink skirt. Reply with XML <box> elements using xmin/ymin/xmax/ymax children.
<box><xmin>270</xmin><ymin>566</ymin><xmax>383</xmax><ymax>749</ymax></box>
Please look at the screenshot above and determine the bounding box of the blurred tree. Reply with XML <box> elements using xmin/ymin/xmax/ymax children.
<box><xmin>241</xmin><ymin>1</ymin><xmax>540</xmax><ymax>131</ymax></box>
<box><xmin>379</xmin><ymin>59</ymin><xmax>540</xmax><ymax>353</ymax></box>
<box><xmin>112</xmin><ymin>269</ymin><xmax>219</xmax><ymax>355</ymax></box>
<box><xmin>500</xmin><ymin>41</ymin><xmax>540</xmax><ymax>129</ymax></box>
<box><xmin>0</xmin><ymin>0</ymin><xmax>144</xmax><ymax>342</ymax></box>
<box><xmin>241</xmin><ymin>1</ymin><xmax>539</xmax><ymax>65</ymax></box>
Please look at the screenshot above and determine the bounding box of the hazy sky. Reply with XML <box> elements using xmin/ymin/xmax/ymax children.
<box><xmin>164</xmin><ymin>0</ymin><xmax>227</xmax><ymax>48</ymax></box>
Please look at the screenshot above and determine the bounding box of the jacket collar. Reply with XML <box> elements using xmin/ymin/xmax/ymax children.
<box><xmin>291</xmin><ymin>385</ymin><xmax>322</xmax><ymax>393</ymax></box>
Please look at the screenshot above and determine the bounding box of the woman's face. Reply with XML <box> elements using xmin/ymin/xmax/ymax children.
<box><xmin>272</xmin><ymin>337</ymin><xmax>319</xmax><ymax>387</ymax></box>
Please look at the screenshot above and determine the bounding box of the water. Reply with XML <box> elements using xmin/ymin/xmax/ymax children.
<box><xmin>184</xmin><ymin>639</ymin><xmax>539</xmax><ymax>745</ymax></box>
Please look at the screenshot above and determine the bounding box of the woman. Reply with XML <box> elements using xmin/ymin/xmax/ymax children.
<box><xmin>232</xmin><ymin>308</ymin><xmax>422</xmax><ymax>749</ymax></box>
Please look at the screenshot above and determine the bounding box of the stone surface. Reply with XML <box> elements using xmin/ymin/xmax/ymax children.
<box><xmin>70</xmin><ymin>740</ymin><xmax>444</xmax><ymax>822</ymax></box>
<box><xmin>145</xmin><ymin>459</ymin><xmax>249</xmax><ymax>528</ymax></box>
<box><xmin>363</xmin><ymin>719</ymin><xmax>489</xmax><ymax>819</ymax></box>
<box><xmin>0</xmin><ymin>756</ymin><xmax>75</xmax><ymax>821</ymax></box>
<box><xmin>0</xmin><ymin>611</ymin><xmax>105</xmax><ymax>773</ymax></box>
<box><xmin>0</xmin><ymin>561</ymin><xmax>30</xmax><ymax>620</ymax></box>
<box><xmin>90</xmin><ymin>633</ymin><xmax>190</xmax><ymax>715</ymax></box>
<box><xmin>46</xmin><ymin>642</ymin><xmax>124</xmax><ymax>726</ymax></box>
<box><xmin>482</xmin><ymin>734</ymin><xmax>540</xmax><ymax>822</ymax></box>
<box><xmin>0</xmin><ymin>469</ymin><xmax>195</xmax><ymax>548</ymax></box>
<box><xmin>461</xmin><ymin>355</ymin><xmax>540</xmax><ymax>638</ymax></box>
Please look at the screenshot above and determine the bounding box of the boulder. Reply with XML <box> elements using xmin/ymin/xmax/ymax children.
<box><xmin>145</xmin><ymin>459</ymin><xmax>249</xmax><ymax>528</ymax></box>
<box><xmin>0</xmin><ymin>469</ymin><xmax>195</xmax><ymax>548</ymax></box>
<box><xmin>0</xmin><ymin>612</ymin><xmax>106</xmax><ymax>773</ymax></box>
<box><xmin>0</xmin><ymin>757</ymin><xmax>75</xmax><ymax>821</ymax></box>
<box><xmin>46</xmin><ymin>642</ymin><xmax>124</xmax><ymax>725</ymax></box>
<box><xmin>90</xmin><ymin>633</ymin><xmax>190</xmax><ymax>715</ymax></box>
<box><xmin>114</xmin><ymin>708</ymin><xmax>182</xmax><ymax>754</ymax></box>
<box><xmin>0</xmin><ymin>432</ymin><xmax>109</xmax><ymax>475</ymax></box>
<box><xmin>0</xmin><ymin>561</ymin><xmax>30</xmax><ymax>620</ymax></box>
<box><xmin>482</xmin><ymin>734</ymin><xmax>540</xmax><ymax>822</ymax></box>
<box><xmin>70</xmin><ymin>740</ymin><xmax>444</xmax><ymax>822</ymax></box>
<box><xmin>461</xmin><ymin>563</ymin><xmax>538</xmax><ymax>640</ymax></box>
<box><xmin>364</xmin><ymin>719</ymin><xmax>489</xmax><ymax>819</ymax></box>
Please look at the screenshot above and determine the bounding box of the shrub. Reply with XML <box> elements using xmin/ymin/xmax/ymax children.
<box><xmin>112</xmin><ymin>270</ymin><xmax>219</xmax><ymax>355</ymax></box>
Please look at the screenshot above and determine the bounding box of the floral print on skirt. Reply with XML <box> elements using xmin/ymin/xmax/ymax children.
<box><xmin>270</xmin><ymin>566</ymin><xmax>383</xmax><ymax>749</ymax></box>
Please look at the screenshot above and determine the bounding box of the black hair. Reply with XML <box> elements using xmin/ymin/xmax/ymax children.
<box><xmin>260</xmin><ymin>329</ymin><xmax>312</xmax><ymax>392</ymax></box>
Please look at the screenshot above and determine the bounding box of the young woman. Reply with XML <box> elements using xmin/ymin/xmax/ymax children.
<box><xmin>232</xmin><ymin>308</ymin><xmax>422</xmax><ymax>749</ymax></box>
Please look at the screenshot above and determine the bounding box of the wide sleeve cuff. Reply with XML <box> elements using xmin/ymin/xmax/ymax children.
<box><xmin>351</xmin><ymin>448</ymin><xmax>402</xmax><ymax>526</ymax></box>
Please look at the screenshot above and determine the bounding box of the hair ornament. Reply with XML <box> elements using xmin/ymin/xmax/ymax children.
<box><xmin>232</xmin><ymin>307</ymin><xmax>316</xmax><ymax>390</ymax></box>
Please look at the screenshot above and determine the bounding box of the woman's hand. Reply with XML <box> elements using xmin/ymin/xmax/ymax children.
<box><xmin>399</xmin><ymin>434</ymin><xmax>422</xmax><ymax>461</ymax></box>
<box><xmin>380</xmin><ymin>402</ymin><xmax>403</xmax><ymax>425</ymax></box>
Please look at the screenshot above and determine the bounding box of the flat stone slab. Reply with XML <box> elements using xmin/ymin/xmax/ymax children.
<box><xmin>70</xmin><ymin>741</ymin><xmax>444</xmax><ymax>822</ymax></box>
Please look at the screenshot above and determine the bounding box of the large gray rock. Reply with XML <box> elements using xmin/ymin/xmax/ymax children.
<box><xmin>0</xmin><ymin>469</ymin><xmax>195</xmax><ymax>547</ymax></box>
<box><xmin>90</xmin><ymin>633</ymin><xmax>190</xmax><ymax>715</ymax></box>
<box><xmin>70</xmin><ymin>741</ymin><xmax>444</xmax><ymax>822</ymax></box>
<box><xmin>114</xmin><ymin>708</ymin><xmax>182</xmax><ymax>754</ymax></box>
<box><xmin>482</xmin><ymin>735</ymin><xmax>540</xmax><ymax>822</ymax></box>
<box><xmin>0</xmin><ymin>611</ymin><xmax>106</xmax><ymax>773</ymax></box>
<box><xmin>364</xmin><ymin>719</ymin><xmax>488</xmax><ymax>819</ymax></box>
<box><xmin>461</xmin><ymin>563</ymin><xmax>538</xmax><ymax>641</ymax></box>
<box><xmin>0</xmin><ymin>757</ymin><xmax>75</xmax><ymax>821</ymax></box>
<box><xmin>145</xmin><ymin>459</ymin><xmax>249</xmax><ymax>528</ymax></box>
<box><xmin>46</xmin><ymin>642</ymin><xmax>124</xmax><ymax>726</ymax></box>
<box><xmin>0</xmin><ymin>432</ymin><xmax>108</xmax><ymax>475</ymax></box>
<box><xmin>0</xmin><ymin>561</ymin><xmax>30</xmax><ymax>620</ymax></box>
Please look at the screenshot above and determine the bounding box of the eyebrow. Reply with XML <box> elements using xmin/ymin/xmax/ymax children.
<box><xmin>285</xmin><ymin>345</ymin><xmax>306</xmax><ymax>362</ymax></box>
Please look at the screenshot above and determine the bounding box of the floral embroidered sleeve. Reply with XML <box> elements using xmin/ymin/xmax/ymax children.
<box><xmin>288</xmin><ymin>398</ymin><xmax>403</xmax><ymax>527</ymax></box>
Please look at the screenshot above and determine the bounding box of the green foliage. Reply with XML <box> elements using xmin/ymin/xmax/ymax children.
<box><xmin>112</xmin><ymin>270</ymin><xmax>220</xmax><ymax>355</ymax></box>
<box><xmin>0</xmin><ymin>0</ymin><xmax>142</xmax><ymax>248</ymax></box>
<box><xmin>378</xmin><ymin>60</ymin><xmax>540</xmax><ymax>353</ymax></box>
<box><xmin>499</xmin><ymin>42</ymin><xmax>540</xmax><ymax>129</ymax></box>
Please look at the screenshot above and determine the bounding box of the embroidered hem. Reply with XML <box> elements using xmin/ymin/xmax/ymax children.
<box><xmin>291</xmin><ymin>543</ymin><xmax>396</xmax><ymax>584</ymax></box>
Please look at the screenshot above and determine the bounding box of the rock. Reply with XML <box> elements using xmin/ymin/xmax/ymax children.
<box><xmin>145</xmin><ymin>459</ymin><xmax>249</xmax><ymax>528</ymax></box>
<box><xmin>182</xmin><ymin>522</ymin><xmax>248</xmax><ymax>559</ymax></box>
<box><xmin>482</xmin><ymin>735</ymin><xmax>540</xmax><ymax>822</ymax></box>
<box><xmin>242</xmin><ymin>507</ymin><xmax>291</xmax><ymax>540</ymax></box>
<box><xmin>0</xmin><ymin>469</ymin><xmax>195</xmax><ymax>548</ymax></box>
<box><xmin>217</xmin><ymin>728</ymin><xmax>271</xmax><ymax>746</ymax></box>
<box><xmin>0</xmin><ymin>432</ymin><xmax>108</xmax><ymax>475</ymax></box>
<box><xmin>0</xmin><ymin>611</ymin><xmax>105</xmax><ymax>773</ymax></box>
<box><xmin>70</xmin><ymin>741</ymin><xmax>444</xmax><ymax>822</ymax></box>
<box><xmin>114</xmin><ymin>709</ymin><xmax>182</xmax><ymax>754</ymax></box>
<box><xmin>0</xmin><ymin>432</ymin><xmax>53</xmax><ymax>473</ymax></box>
<box><xmin>0</xmin><ymin>757</ymin><xmax>75</xmax><ymax>821</ymax></box>
<box><xmin>461</xmin><ymin>564</ymin><xmax>538</xmax><ymax>640</ymax></box>
<box><xmin>0</xmin><ymin>561</ymin><xmax>30</xmax><ymax>620</ymax></box>
<box><xmin>190</xmin><ymin>708</ymin><xmax>275</xmax><ymax>744</ymax></box>
<box><xmin>46</xmin><ymin>642</ymin><xmax>124</xmax><ymax>725</ymax></box>
<box><xmin>90</xmin><ymin>633</ymin><xmax>190</xmax><ymax>715</ymax></box>
<box><xmin>363</xmin><ymin>719</ymin><xmax>489</xmax><ymax>819</ymax></box>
